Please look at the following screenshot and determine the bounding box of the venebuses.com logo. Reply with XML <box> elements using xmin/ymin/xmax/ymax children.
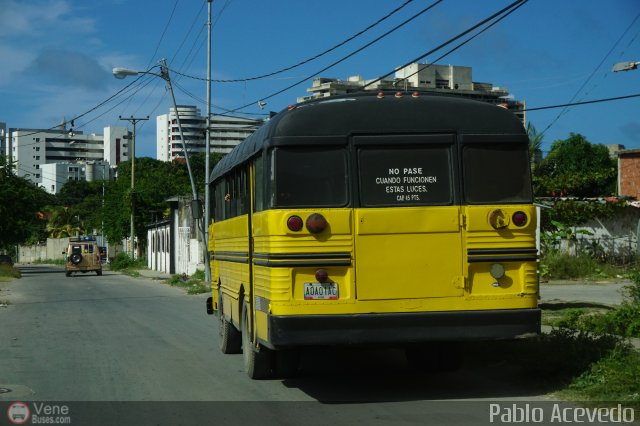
<box><xmin>7</xmin><ymin>401</ymin><xmax>30</xmax><ymax>425</ymax></box>
<box><xmin>6</xmin><ymin>401</ymin><xmax>72</xmax><ymax>425</ymax></box>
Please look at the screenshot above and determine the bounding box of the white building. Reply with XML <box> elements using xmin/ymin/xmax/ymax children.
<box><xmin>298</xmin><ymin>63</ymin><xmax>526</xmax><ymax>126</ymax></box>
<box><xmin>41</xmin><ymin>161</ymin><xmax>111</xmax><ymax>194</ymax></box>
<box><xmin>156</xmin><ymin>105</ymin><xmax>263</xmax><ymax>161</ymax></box>
<box><xmin>10</xmin><ymin>125</ymin><xmax>130</xmax><ymax>189</ymax></box>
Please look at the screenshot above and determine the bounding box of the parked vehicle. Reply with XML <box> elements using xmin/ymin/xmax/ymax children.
<box><xmin>64</xmin><ymin>237</ymin><xmax>102</xmax><ymax>277</ymax></box>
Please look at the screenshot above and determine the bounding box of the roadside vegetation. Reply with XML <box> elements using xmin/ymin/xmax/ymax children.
<box><xmin>108</xmin><ymin>252</ymin><xmax>148</xmax><ymax>277</ymax></box>
<box><xmin>537</xmin><ymin>243</ymin><xmax>640</xmax><ymax>402</ymax></box>
<box><xmin>0</xmin><ymin>264</ymin><xmax>21</xmax><ymax>280</ymax></box>
<box><xmin>167</xmin><ymin>269</ymin><xmax>209</xmax><ymax>295</ymax></box>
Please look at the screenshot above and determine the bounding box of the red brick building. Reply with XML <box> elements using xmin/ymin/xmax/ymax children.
<box><xmin>618</xmin><ymin>149</ymin><xmax>640</xmax><ymax>200</ymax></box>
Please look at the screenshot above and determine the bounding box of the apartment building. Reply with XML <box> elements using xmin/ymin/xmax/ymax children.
<box><xmin>9</xmin><ymin>125</ymin><xmax>130</xmax><ymax>191</ymax></box>
<box><xmin>156</xmin><ymin>105</ymin><xmax>263</xmax><ymax>161</ymax></box>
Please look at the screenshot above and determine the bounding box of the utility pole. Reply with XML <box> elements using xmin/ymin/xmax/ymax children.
<box><xmin>119</xmin><ymin>115</ymin><xmax>149</xmax><ymax>258</ymax></box>
<box><xmin>204</xmin><ymin>0</ymin><xmax>213</xmax><ymax>283</ymax></box>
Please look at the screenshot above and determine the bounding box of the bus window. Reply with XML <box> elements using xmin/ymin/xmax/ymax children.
<box><xmin>254</xmin><ymin>155</ymin><xmax>264</xmax><ymax>212</ymax></box>
<box><xmin>271</xmin><ymin>147</ymin><xmax>348</xmax><ymax>207</ymax></box>
<box><xmin>463</xmin><ymin>144</ymin><xmax>532</xmax><ymax>204</ymax></box>
<box><xmin>358</xmin><ymin>146</ymin><xmax>452</xmax><ymax>207</ymax></box>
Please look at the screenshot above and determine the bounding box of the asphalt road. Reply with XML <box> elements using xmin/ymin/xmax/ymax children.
<box><xmin>0</xmin><ymin>265</ymin><xmax>627</xmax><ymax>425</ymax></box>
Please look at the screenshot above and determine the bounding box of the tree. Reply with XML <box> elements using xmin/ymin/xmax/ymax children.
<box><xmin>527</xmin><ymin>122</ymin><xmax>543</xmax><ymax>172</ymax></box>
<box><xmin>534</xmin><ymin>133</ymin><xmax>616</xmax><ymax>197</ymax></box>
<box><xmin>56</xmin><ymin>180</ymin><xmax>105</xmax><ymax>234</ymax></box>
<box><xmin>46</xmin><ymin>206</ymin><xmax>85</xmax><ymax>238</ymax></box>
<box><xmin>0</xmin><ymin>156</ymin><xmax>53</xmax><ymax>249</ymax></box>
<box><xmin>102</xmin><ymin>157</ymin><xmax>193</xmax><ymax>248</ymax></box>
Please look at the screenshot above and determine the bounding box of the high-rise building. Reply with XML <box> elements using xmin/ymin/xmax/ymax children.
<box><xmin>9</xmin><ymin>125</ymin><xmax>130</xmax><ymax>190</ymax></box>
<box><xmin>156</xmin><ymin>106</ymin><xmax>263</xmax><ymax>161</ymax></box>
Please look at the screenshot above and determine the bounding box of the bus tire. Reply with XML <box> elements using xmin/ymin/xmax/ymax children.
<box><xmin>218</xmin><ymin>294</ymin><xmax>241</xmax><ymax>354</ymax></box>
<box><xmin>241</xmin><ymin>302</ymin><xmax>272</xmax><ymax>379</ymax></box>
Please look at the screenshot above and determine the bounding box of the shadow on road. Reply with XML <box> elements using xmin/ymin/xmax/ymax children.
<box><xmin>539</xmin><ymin>301</ymin><xmax>614</xmax><ymax>311</ymax></box>
<box><xmin>280</xmin><ymin>342</ymin><xmax>558</xmax><ymax>402</ymax></box>
<box><xmin>17</xmin><ymin>265</ymin><xmax>64</xmax><ymax>275</ymax></box>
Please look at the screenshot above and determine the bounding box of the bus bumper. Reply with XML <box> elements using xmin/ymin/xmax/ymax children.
<box><xmin>266</xmin><ymin>309</ymin><xmax>540</xmax><ymax>348</ymax></box>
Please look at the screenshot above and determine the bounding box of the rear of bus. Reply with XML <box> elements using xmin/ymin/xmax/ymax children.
<box><xmin>206</xmin><ymin>95</ymin><xmax>539</xmax><ymax>371</ymax></box>
<box><xmin>252</xmin><ymin>95</ymin><xmax>540</xmax><ymax>351</ymax></box>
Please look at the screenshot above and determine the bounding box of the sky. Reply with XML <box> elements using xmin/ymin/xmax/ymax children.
<box><xmin>0</xmin><ymin>0</ymin><xmax>639</xmax><ymax>158</ymax></box>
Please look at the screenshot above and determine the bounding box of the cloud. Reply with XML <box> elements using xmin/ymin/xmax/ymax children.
<box><xmin>23</xmin><ymin>48</ymin><xmax>111</xmax><ymax>91</ymax></box>
<box><xmin>0</xmin><ymin>0</ymin><xmax>95</xmax><ymax>38</ymax></box>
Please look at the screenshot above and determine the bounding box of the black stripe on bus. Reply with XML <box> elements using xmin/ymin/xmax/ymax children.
<box><xmin>253</xmin><ymin>252</ymin><xmax>351</xmax><ymax>261</ymax></box>
<box><xmin>215</xmin><ymin>256</ymin><xmax>249</xmax><ymax>264</ymax></box>
<box><xmin>467</xmin><ymin>248</ymin><xmax>538</xmax><ymax>256</ymax></box>
<box><xmin>215</xmin><ymin>251</ymin><xmax>249</xmax><ymax>257</ymax></box>
<box><xmin>467</xmin><ymin>255</ymin><xmax>538</xmax><ymax>263</ymax></box>
<box><xmin>253</xmin><ymin>260</ymin><xmax>351</xmax><ymax>268</ymax></box>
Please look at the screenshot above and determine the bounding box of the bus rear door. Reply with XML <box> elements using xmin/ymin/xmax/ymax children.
<box><xmin>352</xmin><ymin>135</ymin><xmax>464</xmax><ymax>301</ymax></box>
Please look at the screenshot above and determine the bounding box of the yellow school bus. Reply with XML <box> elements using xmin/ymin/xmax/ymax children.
<box><xmin>206</xmin><ymin>92</ymin><xmax>539</xmax><ymax>379</ymax></box>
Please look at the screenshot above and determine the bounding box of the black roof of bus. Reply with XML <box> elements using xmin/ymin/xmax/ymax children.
<box><xmin>209</xmin><ymin>92</ymin><xmax>526</xmax><ymax>183</ymax></box>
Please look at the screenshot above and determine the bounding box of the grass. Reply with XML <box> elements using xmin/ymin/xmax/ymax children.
<box><xmin>31</xmin><ymin>258</ymin><xmax>66</xmax><ymax>266</ymax></box>
<box><xmin>533</xmin><ymin>272</ymin><xmax>640</xmax><ymax>403</ymax></box>
<box><xmin>166</xmin><ymin>270</ymin><xmax>209</xmax><ymax>294</ymax></box>
<box><xmin>0</xmin><ymin>264</ymin><xmax>21</xmax><ymax>279</ymax></box>
<box><xmin>540</xmin><ymin>251</ymin><xmax>626</xmax><ymax>281</ymax></box>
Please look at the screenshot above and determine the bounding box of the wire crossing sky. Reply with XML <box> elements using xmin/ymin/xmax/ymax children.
<box><xmin>1</xmin><ymin>0</ymin><xmax>638</xmax><ymax>158</ymax></box>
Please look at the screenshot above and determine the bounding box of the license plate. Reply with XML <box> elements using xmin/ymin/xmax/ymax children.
<box><xmin>303</xmin><ymin>282</ymin><xmax>339</xmax><ymax>300</ymax></box>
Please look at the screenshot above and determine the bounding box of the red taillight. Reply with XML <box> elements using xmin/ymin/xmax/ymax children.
<box><xmin>411</xmin><ymin>91</ymin><xmax>420</xmax><ymax>98</ymax></box>
<box><xmin>377</xmin><ymin>92</ymin><xmax>385</xmax><ymax>99</ymax></box>
<box><xmin>287</xmin><ymin>215</ymin><xmax>303</xmax><ymax>232</ymax></box>
<box><xmin>395</xmin><ymin>91</ymin><xmax>403</xmax><ymax>98</ymax></box>
<box><xmin>306</xmin><ymin>213</ymin><xmax>327</xmax><ymax>234</ymax></box>
<box><xmin>512</xmin><ymin>211</ymin><xmax>528</xmax><ymax>227</ymax></box>
<box><xmin>315</xmin><ymin>269</ymin><xmax>329</xmax><ymax>283</ymax></box>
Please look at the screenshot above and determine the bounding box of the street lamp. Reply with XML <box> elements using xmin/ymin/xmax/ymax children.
<box><xmin>113</xmin><ymin>59</ymin><xmax>200</xmax><ymax>258</ymax></box>
<box><xmin>612</xmin><ymin>61</ymin><xmax>639</xmax><ymax>72</ymax></box>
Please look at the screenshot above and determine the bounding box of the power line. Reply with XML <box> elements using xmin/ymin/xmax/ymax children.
<box><xmin>222</xmin><ymin>0</ymin><xmax>444</xmax><ymax>115</ymax></box>
<box><xmin>170</xmin><ymin>0</ymin><xmax>418</xmax><ymax>83</ymax></box>
<box><xmin>539</xmin><ymin>10</ymin><xmax>640</xmax><ymax>136</ymax></box>
<box><xmin>387</xmin><ymin>0</ymin><xmax>527</xmax><ymax>89</ymax></box>
<box><xmin>362</xmin><ymin>0</ymin><xmax>527</xmax><ymax>90</ymax></box>
<box><xmin>521</xmin><ymin>93</ymin><xmax>640</xmax><ymax>112</ymax></box>
<box><xmin>146</xmin><ymin>0</ymin><xmax>180</xmax><ymax>69</ymax></box>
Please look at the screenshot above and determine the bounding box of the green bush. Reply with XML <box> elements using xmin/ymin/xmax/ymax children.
<box><xmin>567</xmin><ymin>346</ymin><xmax>640</xmax><ymax>401</ymax></box>
<box><xmin>0</xmin><ymin>264</ymin><xmax>21</xmax><ymax>278</ymax></box>
<box><xmin>109</xmin><ymin>253</ymin><xmax>147</xmax><ymax>271</ymax></box>
<box><xmin>541</xmin><ymin>251</ymin><xmax>602</xmax><ymax>279</ymax></box>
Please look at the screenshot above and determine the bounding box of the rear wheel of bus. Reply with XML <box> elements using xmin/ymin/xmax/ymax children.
<box><xmin>241</xmin><ymin>302</ymin><xmax>273</xmax><ymax>379</ymax></box>
<box><xmin>218</xmin><ymin>292</ymin><xmax>241</xmax><ymax>354</ymax></box>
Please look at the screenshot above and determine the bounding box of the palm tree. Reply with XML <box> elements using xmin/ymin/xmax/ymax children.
<box><xmin>527</xmin><ymin>122</ymin><xmax>544</xmax><ymax>172</ymax></box>
<box><xmin>46</xmin><ymin>206</ymin><xmax>85</xmax><ymax>238</ymax></box>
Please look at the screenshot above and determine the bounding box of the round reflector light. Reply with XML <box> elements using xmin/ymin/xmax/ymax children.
<box><xmin>411</xmin><ymin>91</ymin><xmax>420</xmax><ymax>98</ymax></box>
<box><xmin>306</xmin><ymin>213</ymin><xmax>327</xmax><ymax>234</ymax></box>
<box><xmin>287</xmin><ymin>215</ymin><xmax>303</xmax><ymax>232</ymax></box>
<box><xmin>377</xmin><ymin>92</ymin><xmax>385</xmax><ymax>99</ymax></box>
<box><xmin>395</xmin><ymin>91</ymin><xmax>403</xmax><ymax>98</ymax></box>
<box><xmin>512</xmin><ymin>211</ymin><xmax>528</xmax><ymax>227</ymax></box>
<box><xmin>315</xmin><ymin>269</ymin><xmax>329</xmax><ymax>283</ymax></box>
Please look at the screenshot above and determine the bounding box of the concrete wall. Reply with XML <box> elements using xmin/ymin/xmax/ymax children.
<box><xmin>19</xmin><ymin>238</ymin><xmax>70</xmax><ymax>263</ymax></box>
